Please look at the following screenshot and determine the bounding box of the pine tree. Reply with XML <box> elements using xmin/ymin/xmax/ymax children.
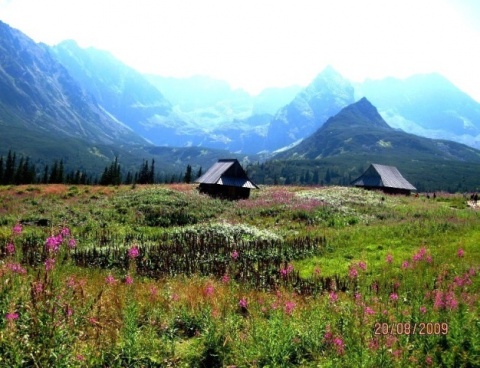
<box><xmin>58</xmin><ymin>160</ymin><xmax>64</xmax><ymax>183</ymax></box>
<box><xmin>14</xmin><ymin>156</ymin><xmax>24</xmax><ymax>184</ymax></box>
<box><xmin>184</xmin><ymin>164</ymin><xmax>192</xmax><ymax>183</ymax></box>
<box><xmin>0</xmin><ymin>156</ymin><xmax>4</xmax><ymax>184</ymax></box>
<box><xmin>5</xmin><ymin>150</ymin><xmax>15</xmax><ymax>184</ymax></box>
<box><xmin>149</xmin><ymin>159</ymin><xmax>155</xmax><ymax>184</ymax></box>
<box><xmin>196</xmin><ymin>166</ymin><xmax>203</xmax><ymax>179</ymax></box>
<box><xmin>138</xmin><ymin>160</ymin><xmax>150</xmax><ymax>184</ymax></box>
<box><xmin>42</xmin><ymin>165</ymin><xmax>49</xmax><ymax>184</ymax></box>
<box><xmin>50</xmin><ymin>161</ymin><xmax>59</xmax><ymax>183</ymax></box>
<box><xmin>125</xmin><ymin>171</ymin><xmax>133</xmax><ymax>185</ymax></box>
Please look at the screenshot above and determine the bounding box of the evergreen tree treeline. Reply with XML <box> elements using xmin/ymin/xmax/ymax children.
<box><xmin>0</xmin><ymin>151</ymin><xmax>202</xmax><ymax>186</ymax></box>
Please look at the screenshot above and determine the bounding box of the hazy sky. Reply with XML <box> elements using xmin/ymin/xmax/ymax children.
<box><xmin>1</xmin><ymin>0</ymin><xmax>480</xmax><ymax>100</ymax></box>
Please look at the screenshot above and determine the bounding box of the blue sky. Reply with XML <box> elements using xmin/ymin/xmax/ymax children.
<box><xmin>1</xmin><ymin>0</ymin><xmax>479</xmax><ymax>101</ymax></box>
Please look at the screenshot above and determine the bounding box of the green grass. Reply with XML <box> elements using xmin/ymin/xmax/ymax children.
<box><xmin>0</xmin><ymin>184</ymin><xmax>479</xmax><ymax>366</ymax></box>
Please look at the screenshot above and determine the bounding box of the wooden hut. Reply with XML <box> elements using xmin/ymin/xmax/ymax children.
<box><xmin>351</xmin><ymin>163</ymin><xmax>416</xmax><ymax>195</ymax></box>
<box><xmin>195</xmin><ymin>159</ymin><xmax>258</xmax><ymax>199</ymax></box>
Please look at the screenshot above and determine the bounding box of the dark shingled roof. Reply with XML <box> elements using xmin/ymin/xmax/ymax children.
<box><xmin>195</xmin><ymin>159</ymin><xmax>258</xmax><ymax>189</ymax></box>
<box><xmin>351</xmin><ymin>164</ymin><xmax>416</xmax><ymax>191</ymax></box>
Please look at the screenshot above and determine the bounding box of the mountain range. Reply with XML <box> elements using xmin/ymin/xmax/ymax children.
<box><xmin>249</xmin><ymin>98</ymin><xmax>480</xmax><ymax>191</ymax></box>
<box><xmin>1</xmin><ymin>19</ymin><xmax>480</xmax><ymax>190</ymax></box>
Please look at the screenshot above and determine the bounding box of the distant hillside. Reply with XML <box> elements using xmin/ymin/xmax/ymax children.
<box><xmin>146</xmin><ymin>74</ymin><xmax>301</xmax><ymax>124</ymax></box>
<box><xmin>248</xmin><ymin>98</ymin><xmax>480</xmax><ymax>191</ymax></box>
<box><xmin>264</xmin><ymin>66</ymin><xmax>355</xmax><ymax>151</ymax></box>
<box><xmin>356</xmin><ymin>74</ymin><xmax>480</xmax><ymax>148</ymax></box>
<box><xmin>50</xmin><ymin>40</ymin><xmax>201</xmax><ymax>146</ymax></box>
<box><xmin>0</xmin><ymin>20</ymin><xmax>146</xmax><ymax>146</ymax></box>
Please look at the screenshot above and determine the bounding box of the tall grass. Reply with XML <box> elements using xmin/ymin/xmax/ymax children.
<box><xmin>0</xmin><ymin>184</ymin><xmax>479</xmax><ymax>366</ymax></box>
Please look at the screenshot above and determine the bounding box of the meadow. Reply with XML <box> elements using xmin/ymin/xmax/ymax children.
<box><xmin>0</xmin><ymin>184</ymin><xmax>479</xmax><ymax>367</ymax></box>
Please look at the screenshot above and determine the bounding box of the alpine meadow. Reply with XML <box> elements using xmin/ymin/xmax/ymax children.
<box><xmin>1</xmin><ymin>2</ymin><xmax>480</xmax><ymax>366</ymax></box>
<box><xmin>0</xmin><ymin>184</ymin><xmax>479</xmax><ymax>366</ymax></box>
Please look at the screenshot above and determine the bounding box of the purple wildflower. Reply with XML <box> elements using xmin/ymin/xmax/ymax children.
<box><xmin>125</xmin><ymin>275</ymin><xmax>133</xmax><ymax>285</ymax></box>
<box><xmin>128</xmin><ymin>245</ymin><xmax>139</xmax><ymax>259</ymax></box>
<box><xmin>390</xmin><ymin>293</ymin><xmax>399</xmax><ymax>301</ymax></box>
<box><xmin>221</xmin><ymin>274</ymin><xmax>230</xmax><ymax>283</ymax></box>
<box><xmin>12</xmin><ymin>223</ymin><xmax>22</xmax><ymax>235</ymax></box>
<box><xmin>8</xmin><ymin>263</ymin><xmax>26</xmax><ymax>275</ymax></box>
<box><xmin>45</xmin><ymin>258</ymin><xmax>55</xmax><ymax>271</ymax></box>
<box><xmin>231</xmin><ymin>250</ymin><xmax>239</xmax><ymax>260</ymax></box>
<box><xmin>284</xmin><ymin>300</ymin><xmax>296</xmax><ymax>315</ymax></box>
<box><xmin>358</xmin><ymin>261</ymin><xmax>367</xmax><ymax>271</ymax></box>
<box><xmin>348</xmin><ymin>267</ymin><xmax>358</xmax><ymax>279</ymax></box>
<box><xmin>6</xmin><ymin>243</ymin><xmax>15</xmax><ymax>255</ymax></box>
<box><xmin>329</xmin><ymin>291</ymin><xmax>338</xmax><ymax>302</ymax></box>
<box><xmin>457</xmin><ymin>248</ymin><xmax>464</xmax><ymax>258</ymax></box>
<box><xmin>204</xmin><ymin>283</ymin><xmax>215</xmax><ymax>297</ymax></box>
<box><xmin>238</xmin><ymin>298</ymin><xmax>248</xmax><ymax>309</ymax></box>
<box><xmin>105</xmin><ymin>274</ymin><xmax>116</xmax><ymax>285</ymax></box>
<box><xmin>68</xmin><ymin>238</ymin><xmax>77</xmax><ymax>249</ymax></box>
<box><xmin>386</xmin><ymin>254</ymin><xmax>393</xmax><ymax>264</ymax></box>
<box><xmin>45</xmin><ymin>236</ymin><xmax>61</xmax><ymax>253</ymax></box>
<box><xmin>5</xmin><ymin>312</ymin><xmax>19</xmax><ymax>321</ymax></box>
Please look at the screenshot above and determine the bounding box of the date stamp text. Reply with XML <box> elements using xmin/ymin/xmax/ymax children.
<box><xmin>374</xmin><ymin>322</ymin><xmax>448</xmax><ymax>335</ymax></box>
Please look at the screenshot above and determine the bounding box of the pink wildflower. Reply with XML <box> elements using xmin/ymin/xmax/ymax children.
<box><xmin>68</xmin><ymin>238</ymin><xmax>77</xmax><ymax>249</ymax></box>
<box><xmin>386</xmin><ymin>254</ymin><xmax>393</xmax><ymax>264</ymax></box>
<box><xmin>329</xmin><ymin>291</ymin><xmax>338</xmax><ymax>302</ymax></box>
<box><xmin>221</xmin><ymin>274</ymin><xmax>230</xmax><ymax>283</ymax></box>
<box><xmin>105</xmin><ymin>274</ymin><xmax>116</xmax><ymax>285</ymax></box>
<box><xmin>314</xmin><ymin>267</ymin><xmax>321</xmax><ymax>275</ymax></box>
<box><xmin>333</xmin><ymin>337</ymin><xmax>345</xmax><ymax>355</ymax></box>
<box><xmin>45</xmin><ymin>258</ymin><xmax>55</xmax><ymax>271</ymax></box>
<box><xmin>204</xmin><ymin>283</ymin><xmax>215</xmax><ymax>297</ymax></box>
<box><xmin>61</xmin><ymin>227</ymin><xmax>70</xmax><ymax>237</ymax></box>
<box><xmin>125</xmin><ymin>275</ymin><xmax>133</xmax><ymax>285</ymax></box>
<box><xmin>8</xmin><ymin>263</ymin><xmax>26</xmax><ymax>274</ymax></box>
<box><xmin>368</xmin><ymin>338</ymin><xmax>379</xmax><ymax>351</ymax></box>
<box><xmin>33</xmin><ymin>282</ymin><xmax>44</xmax><ymax>294</ymax></box>
<box><xmin>348</xmin><ymin>267</ymin><xmax>358</xmax><ymax>279</ymax></box>
<box><xmin>238</xmin><ymin>298</ymin><xmax>248</xmax><ymax>309</ymax></box>
<box><xmin>66</xmin><ymin>277</ymin><xmax>76</xmax><ymax>288</ymax></box>
<box><xmin>231</xmin><ymin>250</ymin><xmax>239</xmax><ymax>260</ymax></box>
<box><xmin>433</xmin><ymin>291</ymin><xmax>445</xmax><ymax>310</ymax></box>
<box><xmin>365</xmin><ymin>306</ymin><xmax>375</xmax><ymax>315</ymax></box>
<box><xmin>150</xmin><ymin>286</ymin><xmax>158</xmax><ymax>297</ymax></box>
<box><xmin>445</xmin><ymin>291</ymin><xmax>458</xmax><ymax>310</ymax></box>
<box><xmin>171</xmin><ymin>293</ymin><xmax>179</xmax><ymax>302</ymax></box>
<box><xmin>284</xmin><ymin>300</ymin><xmax>296</xmax><ymax>315</ymax></box>
<box><xmin>457</xmin><ymin>248</ymin><xmax>464</xmax><ymax>258</ymax></box>
<box><xmin>401</xmin><ymin>261</ymin><xmax>409</xmax><ymax>269</ymax></box>
<box><xmin>128</xmin><ymin>245</ymin><xmax>139</xmax><ymax>259</ymax></box>
<box><xmin>426</xmin><ymin>255</ymin><xmax>432</xmax><ymax>263</ymax></box>
<box><xmin>419</xmin><ymin>305</ymin><xmax>427</xmax><ymax>314</ymax></box>
<box><xmin>45</xmin><ymin>236</ymin><xmax>61</xmax><ymax>253</ymax></box>
<box><xmin>12</xmin><ymin>223</ymin><xmax>22</xmax><ymax>235</ymax></box>
<box><xmin>425</xmin><ymin>356</ymin><xmax>433</xmax><ymax>366</ymax></box>
<box><xmin>5</xmin><ymin>312</ymin><xmax>19</xmax><ymax>321</ymax></box>
<box><xmin>6</xmin><ymin>243</ymin><xmax>15</xmax><ymax>255</ymax></box>
<box><xmin>390</xmin><ymin>293</ymin><xmax>399</xmax><ymax>301</ymax></box>
<box><xmin>358</xmin><ymin>261</ymin><xmax>367</xmax><ymax>271</ymax></box>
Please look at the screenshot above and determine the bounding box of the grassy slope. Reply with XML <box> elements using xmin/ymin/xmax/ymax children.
<box><xmin>0</xmin><ymin>184</ymin><xmax>479</xmax><ymax>366</ymax></box>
